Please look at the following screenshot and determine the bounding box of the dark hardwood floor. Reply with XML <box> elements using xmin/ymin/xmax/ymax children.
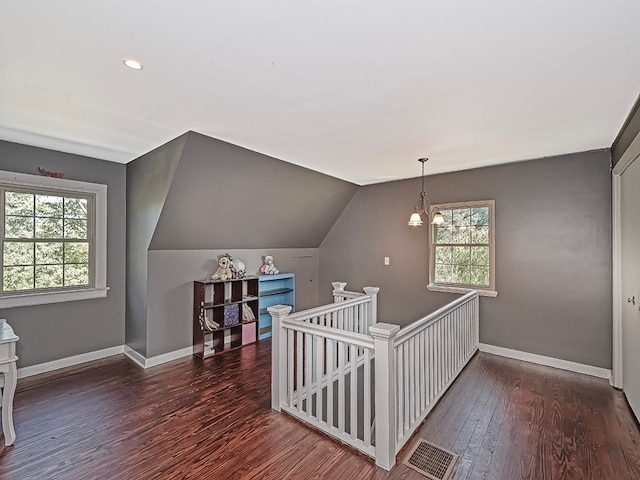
<box><xmin>1</xmin><ymin>340</ymin><xmax>639</xmax><ymax>479</ymax></box>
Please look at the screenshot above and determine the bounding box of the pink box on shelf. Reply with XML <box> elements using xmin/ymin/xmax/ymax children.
<box><xmin>242</xmin><ymin>323</ymin><xmax>256</xmax><ymax>345</ymax></box>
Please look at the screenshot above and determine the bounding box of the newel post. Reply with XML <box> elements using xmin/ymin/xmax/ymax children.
<box><xmin>370</xmin><ymin>322</ymin><xmax>400</xmax><ymax>471</ymax></box>
<box><xmin>363</xmin><ymin>286</ymin><xmax>380</xmax><ymax>327</ymax></box>
<box><xmin>268</xmin><ymin>305</ymin><xmax>292</xmax><ymax>411</ymax></box>
<box><xmin>332</xmin><ymin>282</ymin><xmax>347</xmax><ymax>302</ymax></box>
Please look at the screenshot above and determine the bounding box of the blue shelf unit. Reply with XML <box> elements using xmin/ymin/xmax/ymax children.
<box><xmin>258</xmin><ymin>273</ymin><xmax>295</xmax><ymax>340</ymax></box>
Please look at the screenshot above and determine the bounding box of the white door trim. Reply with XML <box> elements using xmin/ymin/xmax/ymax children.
<box><xmin>612</xmin><ymin>173</ymin><xmax>623</xmax><ymax>388</ymax></box>
<box><xmin>612</xmin><ymin>127</ymin><xmax>640</xmax><ymax>389</ymax></box>
<box><xmin>613</xmin><ymin>128</ymin><xmax>640</xmax><ymax>175</ymax></box>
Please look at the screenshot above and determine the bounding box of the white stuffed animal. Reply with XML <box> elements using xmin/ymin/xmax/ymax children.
<box><xmin>211</xmin><ymin>256</ymin><xmax>232</xmax><ymax>281</ymax></box>
<box><xmin>231</xmin><ymin>258</ymin><xmax>246</xmax><ymax>279</ymax></box>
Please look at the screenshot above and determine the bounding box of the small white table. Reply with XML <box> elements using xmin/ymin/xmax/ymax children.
<box><xmin>0</xmin><ymin>320</ymin><xmax>18</xmax><ymax>446</ymax></box>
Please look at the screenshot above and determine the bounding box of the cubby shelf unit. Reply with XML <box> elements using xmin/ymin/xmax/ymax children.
<box><xmin>258</xmin><ymin>273</ymin><xmax>295</xmax><ymax>340</ymax></box>
<box><xmin>193</xmin><ymin>276</ymin><xmax>259</xmax><ymax>358</ymax></box>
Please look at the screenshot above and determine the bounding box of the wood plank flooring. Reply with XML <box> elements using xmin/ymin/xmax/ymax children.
<box><xmin>1</xmin><ymin>340</ymin><xmax>639</xmax><ymax>479</ymax></box>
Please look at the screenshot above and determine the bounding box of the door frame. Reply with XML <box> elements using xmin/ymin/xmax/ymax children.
<box><xmin>612</xmin><ymin>129</ymin><xmax>640</xmax><ymax>388</ymax></box>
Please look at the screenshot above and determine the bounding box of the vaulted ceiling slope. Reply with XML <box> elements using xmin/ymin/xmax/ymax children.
<box><xmin>2</xmin><ymin>1</ymin><xmax>640</xmax><ymax>184</ymax></box>
<box><xmin>148</xmin><ymin>132</ymin><xmax>358</xmax><ymax>250</ymax></box>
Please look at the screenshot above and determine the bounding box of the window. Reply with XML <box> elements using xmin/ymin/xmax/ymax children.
<box><xmin>428</xmin><ymin>200</ymin><xmax>497</xmax><ymax>297</ymax></box>
<box><xmin>0</xmin><ymin>171</ymin><xmax>107</xmax><ymax>308</ymax></box>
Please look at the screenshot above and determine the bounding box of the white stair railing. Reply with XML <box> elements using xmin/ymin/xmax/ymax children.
<box><xmin>270</xmin><ymin>285</ymin><xmax>379</xmax><ymax>458</ymax></box>
<box><xmin>391</xmin><ymin>290</ymin><xmax>479</xmax><ymax>456</ymax></box>
<box><xmin>332</xmin><ymin>281</ymin><xmax>367</xmax><ymax>302</ymax></box>
<box><xmin>270</xmin><ymin>285</ymin><xmax>479</xmax><ymax>471</ymax></box>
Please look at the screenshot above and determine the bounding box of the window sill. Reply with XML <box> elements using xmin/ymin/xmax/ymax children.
<box><xmin>427</xmin><ymin>284</ymin><xmax>498</xmax><ymax>297</ymax></box>
<box><xmin>0</xmin><ymin>287</ymin><xmax>110</xmax><ymax>309</ymax></box>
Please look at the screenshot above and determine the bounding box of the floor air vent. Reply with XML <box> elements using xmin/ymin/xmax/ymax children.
<box><xmin>402</xmin><ymin>439</ymin><xmax>457</xmax><ymax>480</ymax></box>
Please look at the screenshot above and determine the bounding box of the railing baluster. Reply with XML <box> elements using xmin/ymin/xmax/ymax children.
<box><xmin>327</xmin><ymin>339</ymin><xmax>335</xmax><ymax>429</ymax></box>
<box><xmin>364</xmin><ymin>347</ymin><xmax>371</xmax><ymax>446</ymax></box>
<box><xmin>459</xmin><ymin>304</ymin><xmax>464</xmax><ymax>359</ymax></box>
<box><xmin>403</xmin><ymin>339</ymin><xmax>410</xmax><ymax>433</ymax></box>
<box><xmin>410</xmin><ymin>335</ymin><xmax>420</xmax><ymax>424</ymax></box>
<box><xmin>444</xmin><ymin>314</ymin><xmax>449</xmax><ymax>383</ymax></box>
<box><xmin>419</xmin><ymin>330</ymin><xmax>425</xmax><ymax>412</ymax></box>
<box><xmin>459</xmin><ymin>306</ymin><xmax>463</xmax><ymax>366</ymax></box>
<box><xmin>350</xmin><ymin>306</ymin><xmax>354</xmax><ymax>331</ymax></box>
<box><xmin>446</xmin><ymin>315</ymin><xmax>450</xmax><ymax>383</ymax></box>
<box><xmin>428</xmin><ymin>325</ymin><xmax>433</xmax><ymax>402</ymax></box>
<box><xmin>464</xmin><ymin>303</ymin><xmax>468</xmax><ymax>357</ymax></box>
<box><xmin>361</xmin><ymin>302</ymin><xmax>367</xmax><ymax>334</ymax></box>
<box><xmin>350</xmin><ymin>343</ymin><xmax>357</xmax><ymax>439</ymax></box>
<box><xmin>316</xmin><ymin>335</ymin><xmax>324</xmax><ymax>423</ymax></box>
<box><xmin>441</xmin><ymin>316</ymin><xmax>445</xmax><ymax>384</ymax></box>
<box><xmin>450</xmin><ymin>311</ymin><xmax>454</xmax><ymax>374</ymax></box>
<box><xmin>409</xmin><ymin>336</ymin><xmax>415</xmax><ymax>426</ymax></box>
<box><xmin>297</xmin><ymin>331</ymin><xmax>303</xmax><ymax>415</ymax></box>
<box><xmin>415</xmin><ymin>333</ymin><xmax>421</xmax><ymax>421</ymax></box>
<box><xmin>466</xmin><ymin>302</ymin><xmax>471</xmax><ymax>357</ymax></box>
<box><xmin>436</xmin><ymin>320</ymin><xmax>441</xmax><ymax>390</ymax></box>
<box><xmin>288</xmin><ymin>329</ymin><xmax>294</xmax><ymax>408</ymax></box>
<box><xmin>468</xmin><ymin>301</ymin><xmax>472</xmax><ymax>355</ymax></box>
<box><xmin>454</xmin><ymin>311</ymin><xmax>458</xmax><ymax>371</ymax></box>
<box><xmin>305</xmin><ymin>333</ymin><xmax>313</xmax><ymax>418</ymax></box>
<box><xmin>396</xmin><ymin>343</ymin><xmax>403</xmax><ymax>439</ymax></box>
<box><xmin>338</xmin><ymin>341</ymin><xmax>346</xmax><ymax>431</ymax></box>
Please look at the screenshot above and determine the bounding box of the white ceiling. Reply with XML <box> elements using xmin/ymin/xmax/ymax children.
<box><xmin>1</xmin><ymin>1</ymin><xmax>639</xmax><ymax>185</ymax></box>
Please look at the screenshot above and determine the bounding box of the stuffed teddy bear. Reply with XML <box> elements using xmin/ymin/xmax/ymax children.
<box><xmin>260</xmin><ymin>255</ymin><xmax>279</xmax><ymax>275</ymax></box>
<box><xmin>211</xmin><ymin>255</ymin><xmax>232</xmax><ymax>281</ymax></box>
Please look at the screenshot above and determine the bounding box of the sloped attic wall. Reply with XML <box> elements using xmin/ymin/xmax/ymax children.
<box><xmin>150</xmin><ymin>132</ymin><xmax>358</xmax><ymax>250</ymax></box>
<box><xmin>126</xmin><ymin>134</ymin><xmax>187</xmax><ymax>356</ymax></box>
<box><xmin>132</xmin><ymin>131</ymin><xmax>358</xmax><ymax>358</ymax></box>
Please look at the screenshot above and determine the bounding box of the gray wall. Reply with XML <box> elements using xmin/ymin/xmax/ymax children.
<box><xmin>612</xmin><ymin>94</ymin><xmax>640</xmax><ymax>167</ymax></box>
<box><xmin>126</xmin><ymin>135</ymin><xmax>187</xmax><ymax>356</ymax></box>
<box><xmin>150</xmin><ymin>132</ymin><xmax>359</xmax><ymax>250</ymax></box>
<box><xmin>319</xmin><ymin>150</ymin><xmax>612</xmax><ymax>369</ymax></box>
<box><xmin>129</xmin><ymin>131</ymin><xmax>355</xmax><ymax>358</ymax></box>
<box><xmin>0</xmin><ymin>140</ymin><xmax>126</xmax><ymax>368</ymax></box>
<box><xmin>146</xmin><ymin>249</ymin><xmax>318</xmax><ymax>357</ymax></box>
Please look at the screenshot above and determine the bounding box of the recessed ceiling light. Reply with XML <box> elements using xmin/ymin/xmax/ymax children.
<box><xmin>123</xmin><ymin>58</ymin><xmax>143</xmax><ymax>70</ymax></box>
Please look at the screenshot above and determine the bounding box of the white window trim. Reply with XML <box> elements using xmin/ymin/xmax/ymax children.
<box><xmin>0</xmin><ymin>170</ymin><xmax>108</xmax><ymax>308</ymax></box>
<box><xmin>427</xmin><ymin>284</ymin><xmax>497</xmax><ymax>297</ymax></box>
<box><xmin>428</xmin><ymin>199</ymin><xmax>497</xmax><ymax>297</ymax></box>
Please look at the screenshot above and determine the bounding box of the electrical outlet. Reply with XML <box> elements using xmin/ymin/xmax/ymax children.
<box><xmin>384</xmin><ymin>257</ymin><xmax>390</xmax><ymax>266</ymax></box>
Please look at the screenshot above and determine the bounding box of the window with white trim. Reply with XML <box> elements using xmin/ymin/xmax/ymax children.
<box><xmin>0</xmin><ymin>171</ymin><xmax>107</xmax><ymax>308</ymax></box>
<box><xmin>429</xmin><ymin>200</ymin><xmax>496</xmax><ymax>296</ymax></box>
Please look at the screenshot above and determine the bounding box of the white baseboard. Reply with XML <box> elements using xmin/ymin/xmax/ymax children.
<box><xmin>124</xmin><ymin>345</ymin><xmax>193</xmax><ymax>369</ymax></box>
<box><xmin>479</xmin><ymin>343</ymin><xmax>611</xmax><ymax>380</ymax></box>
<box><xmin>17</xmin><ymin>345</ymin><xmax>125</xmax><ymax>379</ymax></box>
<box><xmin>123</xmin><ymin>345</ymin><xmax>147</xmax><ymax>368</ymax></box>
<box><xmin>16</xmin><ymin>343</ymin><xmax>193</xmax><ymax>379</ymax></box>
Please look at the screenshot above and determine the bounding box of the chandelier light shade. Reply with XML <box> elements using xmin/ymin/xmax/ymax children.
<box><xmin>408</xmin><ymin>158</ymin><xmax>430</xmax><ymax>227</ymax></box>
<box><xmin>408</xmin><ymin>209</ymin><xmax>423</xmax><ymax>227</ymax></box>
<box><xmin>431</xmin><ymin>210</ymin><xmax>445</xmax><ymax>225</ymax></box>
